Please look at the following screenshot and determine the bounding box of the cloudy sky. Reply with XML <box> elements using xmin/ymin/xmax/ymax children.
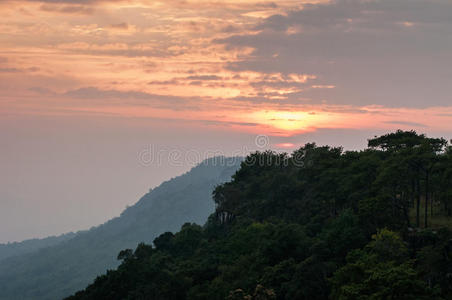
<box><xmin>1</xmin><ymin>0</ymin><xmax>451</xmax><ymax>242</ymax></box>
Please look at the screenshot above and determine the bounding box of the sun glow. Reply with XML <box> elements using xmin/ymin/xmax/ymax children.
<box><xmin>249</xmin><ymin>110</ymin><xmax>329</xmax><ymax>133</ymax></box>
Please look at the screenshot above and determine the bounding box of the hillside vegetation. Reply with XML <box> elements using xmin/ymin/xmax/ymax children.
<box><xmin>0</xmin><ymin>232</ymin><xmax>76</xmax><ymax>262</ymax></box>
<box><xmin>67</xmin><ymin>131</ymin><xmax>452</xmax><ymax>300</ymax></box>
<box><xmin>0</xmin><ymin>157</ymin><xmax>241</xmax><ymax>300</ymax></box>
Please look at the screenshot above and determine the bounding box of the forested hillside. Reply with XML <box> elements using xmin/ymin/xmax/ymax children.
<box><xmin>0</xmin><ymin>232</ymin><xmax>76</xmax><ymax>262</ymax></box>
<box><xmin>0</xmin><ymin>157</ymin><xmax>241</xmax><ymax>300</ymax></box>
<box><xmin>67</xmin><ymin>131</ymin><xmax>452</xmax><ymax>300</ymax></box>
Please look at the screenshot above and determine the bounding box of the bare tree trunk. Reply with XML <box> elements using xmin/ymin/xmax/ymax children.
<box><xmin>430</xmin><ymin>192</ymin><xmax>434</xmax><ymax>218</ymax></box>
<box><xmin>403</xmin><ymin>205</ymin><xmax>410</xmax><ymax>227</ymax></box>
<box><xmin>447</xmin><ymin>198</ymin><xmax>452</xmax><ymax>217</ymax></box>
<box><xmin>425</xmin><ymin>172</ymin><xmax>429</xmax><ymax>228</ymax></box>
<box><xmin>416</xmin><ymin>179</ymin><xmax>421</xmax><ymax>227</ymax></box>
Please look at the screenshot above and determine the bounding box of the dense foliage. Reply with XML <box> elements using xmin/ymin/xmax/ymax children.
<box><xmin>68</xmin><ymin>131</ymin><xmax>452</xmax><ymax>300</ymax></box>
<box><xmin>0</xmin><ymin>157</ymin><xmax>241</xmax><ymax>300</ymax></box>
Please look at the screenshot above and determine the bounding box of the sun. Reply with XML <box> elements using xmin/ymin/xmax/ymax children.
<box><xmin>249</xmin><ymin>110</ymin><xmax>322</xmax><ymax>133</ymax></box>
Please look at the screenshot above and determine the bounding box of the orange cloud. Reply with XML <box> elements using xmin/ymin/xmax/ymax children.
<box><xmin>0</xmin><ymin>0</ymin><xmax>451</xmax><ymax>139</ymax></box>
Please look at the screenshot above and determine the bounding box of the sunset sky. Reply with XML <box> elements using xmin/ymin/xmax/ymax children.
<box><xmin>1</xmin><ymin>0</ymin><xmax>452</xmax><ymax>242</ymax></box>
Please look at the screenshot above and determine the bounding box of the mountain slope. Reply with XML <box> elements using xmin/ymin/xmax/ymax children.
<box><xmin>0</xmin><ymin>232</ymin><xmax>76</xmax><ymax>262</ymax></box>
<box><xmin>65</xmin><ymin>133</ymin><xmax>452</xmax><ymax>300</ymax></box>
<box><xmin>0</xmin><ymin>157</ymin><xmax>241</xmax><ymax>300</ymax></box>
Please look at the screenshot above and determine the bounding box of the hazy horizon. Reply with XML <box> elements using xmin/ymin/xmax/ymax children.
<box><xmin>1</xmin><ymin>121</ymin><xmax>449</xmax><ymax>243</ymax></box>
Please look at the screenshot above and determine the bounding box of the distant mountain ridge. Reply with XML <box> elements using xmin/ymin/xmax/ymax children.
<box><xmin>0</xmin><ymin>232</ymin><xmax>76</xmax><ymax>262</ymax></box>
<box><xmin>0</xmin><ymin>156</ymin><xmax>242</xmax><ymax>300</ymax></box>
